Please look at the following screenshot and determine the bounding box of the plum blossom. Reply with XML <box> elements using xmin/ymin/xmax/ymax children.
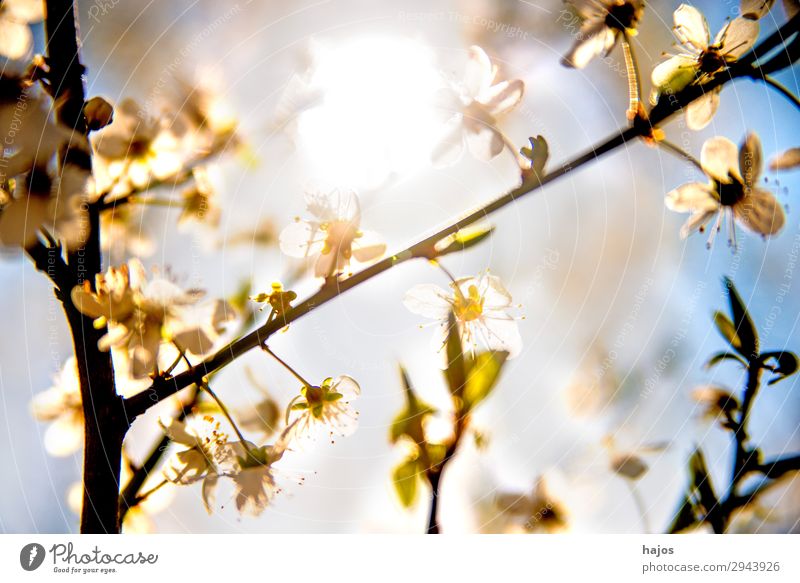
<box><xmin>178</xmin><ymin>166</ymin><xmax>221</xmax><ymax>228</ymax></box>
<box><xmin>287</xmin><ymin>375</ymin><xmax>361</xmax><ymax>441</ymax></box>
<box><xmin>70</xmin><ymin>259</ymin><xmax>234</xmax><ymax>378</ymax></box>
<box><xmin>0</xmin><ymin>0</ymin><xmax>44</xmax><ymax>60</ymax></box>
<box><xmin>665</xmin><ymin>133</ymin><xmax>784</xmax><ymax>246</ymax></box>
<box><xmin>93</xmin><ymin>99</ymin><xmax>187</xmax><ymax>194</ymax></box>
<box><xmin>1</xmin><ymin>78</ymin><xmax>78</xmax><ymax>176</ymax></box>
<box><xmin>31</xmin><ymin>356</ymin><xmax>148</xmax><ymax>456</ymax></box>
<box><xmin>692</xmin><ymin>385</ymin><xmax>739</xmax><ymax>422</ymax></box>
<box><xmin>740</xmin><ymin>0</ymin><xmax>799</xmax><ymax>19</ymax></box>
<box><xmin>168</xmin><ymin>77</ymin><xmax>239</xmax><ymax>154</ymax></box>
<box><xmin>493</xmin><ymin>477</ymin><xmax>569</xmax><ymax>533</ymax></box>
<box><xmin>30</xmin><ymin>357</ymin><xmax>83</xmax><ymax>457</ymax></box>
<box><xmin>432</xmin><ymin>46</ymin><xmax>524</xmax><ymax>166</ymax></box>
<box><xmin>651</xmin><ymin>5</ymin><xmax>759</xmax><ymax>129</ymax></box>
<box><xmin>561</xmin><ymin>0</ymin><xmax>645</xmax><ymax>69</ymax></box>
<box><xmin>403</xmin><ymin>272</ymin><xmax>522</xmax><ymax>358</ymax></box>
<box><xmin>279</xmin><ymin>189</ymin><xmax>385</xmax><ymax>278</ymax></box>
<box><xmin>160</xmin><ymin>416</ymin><xmax>237</xmax><ymax>514</ymax></box>
<box><xmin>769</xmin><ymin>147</ymin><xmax>800</xmax><ymax>171</ymax></box>
<box><xmin>229</xmin><ymin>437</ymin><xmax>291</xmax><ymax>516</ymax></box>
<box><xmin>0</xmin><ymin>164</ymin><xmax>90</xmax><ymax>249</ymax></box>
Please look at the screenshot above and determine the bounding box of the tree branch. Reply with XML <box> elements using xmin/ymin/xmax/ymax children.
<box><xmin>44</xmin><ymin>0</ymin><xmax>124</xmax><ymax>534</ymax></box>
<box><xmin>124</xmin><ymin>14</ymin><xmax>800</xmax><ymax>419</ymax></box>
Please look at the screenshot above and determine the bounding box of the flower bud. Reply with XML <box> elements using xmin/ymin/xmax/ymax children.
<box><xmin>83</xmin><ymin>97</ymin><xmax>114</xmax><ymax>131</ymax></box>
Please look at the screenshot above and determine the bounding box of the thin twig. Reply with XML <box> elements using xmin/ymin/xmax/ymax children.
<box><xmin>658</xmin><ymin>139</ymin><xmax>703</xmax><ymax>172</ymax></box>
<box><xmin>762</xmin><ymin>75</ymin><xmax>800</xmax><ymax>110</ymax></box>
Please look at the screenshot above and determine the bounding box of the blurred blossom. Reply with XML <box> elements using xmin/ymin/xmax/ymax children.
<box><xmin>70</xmin><ymin>259</ymin><xmax>235</xmax><ymax>378</ymax></box>
<box><xmin>30</xmin><ymin>357</ymin><xmax>83</xmax><ymax>458</ymax></box>
<box><xmin>236</xmin><ymin>368</ymin><xmax>281</xmax><ymax>439</ymax></box>
<box><xmin>93</xmin><ymin>99</ymin><xmax>188</xmax><ymax>194</ymax></box>
<box><xmin>740</xmin><ymin>0</ymin><xmax>799</xmax><ymax>19</ymax></box>
<box><xmin>692</xmin><ymin>385</ymin><xmax>739</xmax><ymax>422</ymax></box>
<box><xmin>279</xmin><ymin>189</ymin><xmax>385</xmax><ymax>279</ymax></box>
<box><xmin>30</xmin><ymin>356</ymin><xmax>147</xmax><ymax>457</ymax></box>
<box><xmin>0</xmin><ymin>0</ymin><xmax>44</xmax><ymax>60</ymax></box>
<box><xmin>179</xmin><ymin>166</ymin><xmax>221</xmax><ymax>228</ymax></box>
<box><xmin>561</xmin><ymin>0</ymin><xmax>645</xmax><ymax>69</ymax></box>
<box><xmin>651</xmin><ymin>4</ymin><xmax>759</xmax><ymax>130</ymax></box>
<box><xmin>294</xmin><ymin>36</ymin><xmax>443</xmax><ymax>188</ymax></box>
<box><xmin>769</xmin><ymin>147</ymin><xmax>800</xmax><ymax>171</ymax></box>
<box><xmin>492</xmin><ymin>477</ymin><xmax>569</xmax><ymax>533</ymax></box>
<box><xmin>1</xmin><ymin>78</ymin><xmax>78</xmax><ymax>175</ymax></box>
<box><xmin>404</xmin><ymin>271</ymin><xmax>522</xmax><ymax>359</ymax></box>
<box><xmin>665</xmin><ymin>133</ymin><xmax>784</xmax><ymax>246</ymax></box>
<box><xmin>432</xmin><ymin>45</ymin><xmax>524</xmax><ymax>167</ymax></box>
<box><xmin>100</xmin><ymin>204</ymin><xmax>156</xmax><ymax>260</ymax></box>
<box><xmin>168</xmin><ymin>76</ymin><xmax>239</xmax><ymax>155</ymax></box>
<box><xmin>0</xmin><ymin>164</ymin><xmax>89</xmax><ymax>249</ymax></box>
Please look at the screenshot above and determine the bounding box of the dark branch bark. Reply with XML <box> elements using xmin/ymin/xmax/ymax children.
<box><xmin>44</xmin><ymin>0</ymin><xmax>123</xmax><ymax>534</ymax></box>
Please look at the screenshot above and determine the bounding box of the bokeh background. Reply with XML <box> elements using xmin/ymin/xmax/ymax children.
<box><xmin>1</xmin><ymin>0</ymin><xmax>798</xmax><ymax>533</ymax></box>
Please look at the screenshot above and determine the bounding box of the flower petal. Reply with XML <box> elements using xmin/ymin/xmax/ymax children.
<box><xmin>403</xmin><ymin>284</ymin><xmax>452</xmax><ymax>320</ymax></box>
<box><xmin>735</xmin><ymin>188</ymin><xmax>785</xmax><ymax>235</ymax></box>
<box><xmin>481</xmin><ymin>79</ymin><xmax>524</xmax><ymax>116</ymax></box>
<box><xmin>0</xmin><ymin>195</ymin><xmax>49</xmax><ymax>247</ymax></box>
<box><xmin>561</xmin><ymin>23</ymin><xmax>616</xmax><ymax>69</ymax></box>
<box><xmin>464</xmin><ymin>46</ymin><xmax>495</xmax><ymax>98</ymax></box>
<box><xmin>352</xmin><ymin>231</ymin><xmax>386</xmax><ymax>263</ymax></box>
<box><xmin>333</xmin><ymin>375</ymin><xmax>361</xmax><ymax>398</ymax></box>
<box><xmin>481</xmin><ymin>314</ymin><xmax>523</xmax><ymax>358</ymax></box>
<box><xmin>44</xmin><ymin>416</ymin><xmax>83</xmax><ymax>457</ymax></box>
<box><xmin>0</xmin><ymin>19</ymin><xmax>33</xmax><ymax>60</ymax></box>
<box><xmin>674</xmin><ymin>4</ymin><xmax>710</xmax><ymax>51</ymax></box>
<box><xmin>739</xmin><ymin>132</ymin><xmax>763</xmax><ymax>189</ymax></box>
<box><xmin>202</xmin><ymin>474</ymin><xmax>218</xmax><ymax>514</ymax></box>
<box><xmin>651</xmin><ymin>55</ymin><xmax>698</xmax><ymax>95</ymax></box>
<box><xmin>701</xmin><ymin>136</ymin><xmax>741</xmax><ymax>183</ymax></box>
<box><xmin>717</xmin><ymin>17</ymin><xmax>759</xmax><ymax>59</ymax></box>
<box><xmin>466</xmin><ymin>126</ymin><xmax>505</xmax><ymax>161</ymax></box>
<box><xmin>740</xmin><ymin>0</ymin><xmax>776</xmax><ymax>19</ymax></box>
<box><xmin>279</xmin><ymin>220</ymin><xmax>324</xmax><ymax>259</ymax></box>
<box><xmin>431</xmin><ymin>123</ymin><xmax>466</xmax><ymax>168</ymax></box>
<box><xmin>769</xmin><ymin>147</ymin><xmax>800</xmax><ymax>171</ymax></box>
<box><xmin>680</xmin><ymin>209</ymin><xmax>717</xmax><ymax>239</ymax></box>
<box><xmin>665</xmin><ymin>182</ymin><xmax>718</xmax><ymax>213</ymax></box>
<box><xmin>686</xmin><ymin>87</ymin><xmax>721</xmax><ymax>131</ymax></box>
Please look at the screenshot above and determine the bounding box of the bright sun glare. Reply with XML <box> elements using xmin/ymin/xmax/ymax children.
<box><xmin>297</xmin><ymin>36</ymin><xmax>445</xmax><ymax>189</ymax></box>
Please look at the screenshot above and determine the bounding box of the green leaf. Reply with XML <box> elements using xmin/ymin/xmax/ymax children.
<box><xmin>705</xmin><ymin>351</ymin><xmax>747</xmax><ymax>370</ymax></box>
<box><xmin>434</xmin><ymin>224</ymin><xmax>495</xmax><ymax>257</ymax></box>
<box><xmin>463</xmin><ymin>351</ymin><xmax>509</xmax><ymax>410</ymax></box>
<box><xmin>425</xmin><ymin>443</ymin><xmax>448</xmax><ymax>467</ymax></box>
<box><xmin>443</xmin><ymin>312</ymin><xmax>467</xmax><ymax>401</ymax></box>
<box><xmin>392</xmin><ymin>457</ymin><xmax>420</xmax><ymax>508</ymax></box>
<box><xmin>761</xmin><ymin>351</ymin><xmax>799</xmax><ymax>385</ymax></box>
<box><xmin>390</xmin><ymin>365</ymin><xmax>436</xmax><ymax>445</ymax></box>
<box><xmin>667</xmin><ymin>494</ymin><xmax>698</xmax><ymax>534</ymax></box>
<box><xmin>713</xmin><ymin>311</ymin><xmax>742</xmax><ymax>353</ymax></box>
<box><xmin>520</xmin><ymin>135</ymin><xmax>549</xmax><ymax>181</ymax></box>
<box><xmin>689</xmin><ymin>449</ymin><xmax>720</xmax><ymax>527</ymax></box>
<box><xmin>723</xmin><ymin>277</ymin><xmax>759</xmax><ymax>359</ymax></box>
